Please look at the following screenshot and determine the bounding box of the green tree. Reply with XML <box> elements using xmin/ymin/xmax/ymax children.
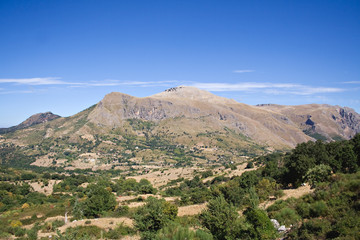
<box><xmin>134</xmin><ymin>197</ymin><xmax>178</xmax><ymax>240</ymax></box>
<box><xmin>285</xmin><ymin>153</ymin><xmax>316</xmax><ymax>187</ymax></box>
<box><xmin>305</xmin><ymin>164</ymin><xmax>332</xmax><ymax>188</ymax></box>
<box><xmin>200</xmin><ymin>196</ymin><xmax>249</xmax><ymax>240</ymax></box>
<box><xmin>81</xmin><ymin>184</ymin><xmax>116</xmax><ymax>218</ymax></box>
<box><xmin>244</xmin><ymin>207</ymin><xmax>277</xmax><ymax>240</ymax></box>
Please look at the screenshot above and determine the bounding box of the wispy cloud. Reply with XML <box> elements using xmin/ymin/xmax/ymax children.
<box><xmin>343</xmin><ymin>81</ymin><xmax>360</xmax><ymax>84</ymax></box>
<box><xmin>190</xmin><ymin>82</ymin><xmax>345</xmax><ymax>95</ymax></box>
<box><xmin>0</xmin><ymin>90</ymin><xmax>34</xmax><ymax>95</ymax></box>
<box><xmin>88</xmin><ymin>80</ymin><xmax>180</xmax><ymax>87</ymax></box>
<box><xmin>0</xmin><ymin>77</ymin><xmax>81</xmax><ymax>85</ymax></box>
<box><xmin>0</xmin><ymin>78</ymin><xmax>179</xmax><ymax>88</ymax></box>
<box><xmin>233</xmin><ymin>70</ymin><xmax>255</xmax><ymax>73</ymax></box>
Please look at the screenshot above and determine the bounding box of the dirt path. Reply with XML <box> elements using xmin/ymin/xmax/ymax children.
<box><xmin>259</xmin><ymin>185</ymin><xmax>313</xmax><ymax>209</ymax></box>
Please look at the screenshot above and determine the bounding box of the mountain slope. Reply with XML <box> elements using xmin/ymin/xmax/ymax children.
<box><xmin>1</xmin><ymin>86</ymin><xmax>359</xmax><ymax>169</ymax></box>
<box><xmin>0</xmin><ymin>112</ymin><xmax>60</xmax><ymax>134</ymax></box>
<box><xmin>87</xmin><ymin>86</ymin><xmax>359</xmax><ymax>147</ymax></box>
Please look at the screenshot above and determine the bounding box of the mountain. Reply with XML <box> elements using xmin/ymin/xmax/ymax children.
<box><xmin>87</xmin><ymin>86</ymin><xmax>359</xmax><ymax>146</ymax></box>
<box><xmin>1</xmin><ymin>86</ymin><xmax>359</xmax><ymax>169</ymax></box>
<box><xmin>0</xmin><ymin>112</ymin><xmax>60</xmax><ymax>134</ymax></box>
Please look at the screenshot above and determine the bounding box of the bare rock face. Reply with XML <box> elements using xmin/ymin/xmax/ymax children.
<box><xmin>0</xmin><ymin>112</ymin><xmax>60</xmax><ymax>134</ymax></box>
<box><xmin>5</xmin><ymin>86</ymin><xmax>359</xmax><ymax>150</ymax></box>
<box><xmin>87</xmin><ymin>86</ymin><xmax>360</xmax><ymax>147</ymax></box>
<box><xmin>88</xmin><ymin>87</ymin><xmax>316</xmax><ymax>148</ymax></box>
<box><xmin>256</xmin><ymin>104</ymin><xmax>360</xmax><ymax>141</ymax></box>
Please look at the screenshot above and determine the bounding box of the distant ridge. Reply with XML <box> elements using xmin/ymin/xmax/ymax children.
<box><xmin>0</xmin><ymin>112</ymin><xmax>60</xmax><ymax>134</ymax></box>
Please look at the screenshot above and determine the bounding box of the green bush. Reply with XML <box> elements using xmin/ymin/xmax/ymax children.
<box><xmin>75</xmin><ymin>184</ymin><xmax>117</xmax><ymax>218</ymax></box>
<box><xmin>155</xmin><ymin>221</ymin><xmax>213</xmax><ymax>240</ymax></box>
<box><xmin>244</xmin><ymin>207</ymin><xmax>277</xmax><ymax>240</ymax></box>
<box><xmin>105</xmin><ymin>223</ymin><xmax>136</xmax><ymax>239</ymax></box>
<box><xmin>113</xmin><ymin>205</ymin><xmax>129</xmax><ymax>217</ymax></box>
<box><xmin>305</xmin><ymin>164</ymin><xmax>332</xmax><ymax>188</ymax></box>
<box><xmin>200</xmin><ymin>196</ymin><xmax>246</xmax><ymax>240</ymax></box>
<box><xmin>62</xmin><ymin>225</ymin><xmax>102</xmax><ymax>239</ymax></box>
<box><xmin>273</xmin><ymin>207</ymin><xmax>300</xmax><ymax>226</ymax></box>
<box><xmin>134</xmin><ymin>197</ymin><xmax>178</xmax><ymax>240</ymax></box>
<box><xmin>14</xmin><ymin>227</ymin><xmax>26</xmax><ymax>237</ymax></box>
<box><xmin>310</xmin><ymin>200</ymin><xmax>327</xmax><ymax>217</ymax></box>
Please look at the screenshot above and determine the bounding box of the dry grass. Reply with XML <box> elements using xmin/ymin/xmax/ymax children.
<box><xmin>259</xmin><ymin>185</ymin><xmax>314</xmax><ymax>209</ymax></box>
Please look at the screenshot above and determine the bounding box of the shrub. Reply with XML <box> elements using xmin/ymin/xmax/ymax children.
<box><xmin>295</xmin><ymin>202</ymin><xmax>311</xmax><ymax>218</ymax></box>
<box><xmin>305</xmin><ymin>164</ymin><xmax>332</xmax><ymax>188</ymax></box>
<box><xmin>310</xmin><ymin>201</ymin><xmax>328</xmax><ymax>217</ymax></box>
<box><xmin>113</xmin><ymin>205</ymin><xmax>129</xmax><ymax>217</ymax></box>
<box><xmin>105</xmin><ymin>223</ymin><xmax>136</xmax><ymax>239</ymax></box>
<box><xmin>14</xmin><ymin>227</ymin><xmax>26</xmax><ymax>237</ymax></box>
<box><xmin>244</xmin><ymin>207</ymin><xmax>277</xmax><ymax>240</ymax></box>
<box><xmin>155</xmin><ymin>221</ymin><xmax>213</xmax><ymax>240</ymax></box>
<box><xmin>21</xmin><ymin>203</ymin><xmax>30</xmax><ymax>209</ymax></box>
<box><xmin>10</xmin><ymin>220</ymin><xmax>22</xmax><ymax>228</ymax></box>
<box><xmin>134</xmin><ymin>197</ymin><xmax>178</xmax><ymax>240</ymax></box>
<box><xmin>78</xmin><ymin>184</ymin><xmax>117</xmax><ymax>218</ymax></box>
<box><xmin>63</xmin><ymin>225</ymin><xmax>102</xmax><ymax>239</ymax></box>
<box><xmin>246</xmin><ymin>162</ymin><xmax>254</xmax><ymax>169</ymax></box>
<box><xmin>200</xmin><ymin>196</ymin><xmax>242</xmax><ymax>240</ymax></box>
<box><xmin>273</xmin><ymin>207</ymin><xmax>300</xmax><ymax>226</ymax></box>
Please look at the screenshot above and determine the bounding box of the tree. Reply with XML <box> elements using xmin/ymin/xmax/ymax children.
<box><xmin>244</xmin><ymin>207</ymin><xmax>277</xmax><ymax>240</ymax></box>
<box><xmin>134</xmin><ymin>197</ymin><xmax>178</xmax><ymax>240</ymax></box>
<box><xmin>200</xmin><ymin>196</ymin><xmax>248</xmax><ymax>240</ymax></box>
<box><xmin>285</xmin><ymin>153</ymin><xmax>316</xmax><ymax>187</ymax></box>
<box><xmin>80</xmin><ymin>184</ymin><xmax>116</xmax><ymax>218</ymax></box>
<box><xmin>351</xmin><ymin>134</ymin><xmax>360</xmax><ymax>165</ymax></box>
<box><xmin>305</xmin><ymin>164</ymin><xmax>332</xmax><ymax>188</ymax></box>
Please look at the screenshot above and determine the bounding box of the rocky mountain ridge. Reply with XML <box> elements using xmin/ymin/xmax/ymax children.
<box><xmin>2</xmin><ymin>86</ymin><xmax>360</xmax><ymax>154</ymax></box>
<box><xmin>86</xmin><ymin>86</ymin><xmax>359</xmax><ymax>147</ymax></box>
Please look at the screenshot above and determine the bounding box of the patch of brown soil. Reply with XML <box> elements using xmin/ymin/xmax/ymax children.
<box><xmin>259</xmin><ymin>185</ymin><xmax>314</xmax><ymax>209</ymax></box>
<box><xmin>178</xmin><ymin>203</ymin><xmax>207</xmax><ymax>216</ymax></box>
<box><xmin>28</xmin><ymin>180</ymin><xmax>60</xmax><ymax>196</ymax></box>
<box><xmin>126</xmin><ymin>167</ymin><xmax>202</xmax><ymax>187</ymax></box>
<box><xmin>31</xmin><ymin>154</ymin><xmax>54</xmax><ymax>167</ymax></box>
<box><xmin>35</xmin><ymin>217</ymin><xmax>134</xmax><ymax>238</ymax></box>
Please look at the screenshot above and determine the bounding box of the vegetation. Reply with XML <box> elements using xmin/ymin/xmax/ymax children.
<box><xmin>0</xmin><ymin>130</ymin><xmax>359</xmax><ymax>239</ymax></box>
<box><xmin>134</xmin><ymin>197</ymin><xmax>178</xmax><ymax>239</ymax></box>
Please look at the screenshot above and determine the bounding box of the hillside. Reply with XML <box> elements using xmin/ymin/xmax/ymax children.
<box><xmin>0</xmin><ymin>112</ymin><xmax>60</xmax><ymax>134</ymax></box>
<box><xmin>1</xmin><ymin>86</ymin><xmax>359</xmax><ymax>169</ymax></box>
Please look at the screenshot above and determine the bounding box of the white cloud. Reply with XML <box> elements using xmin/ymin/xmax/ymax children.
<box><xmin>0</xmin><ymin>90</ymin><xmax>34</xmax><ymax>95</ymax></box>
<box><xmin>190</xmin><ymin>82</ymin><xmax>345</xmax><ymax>95</ymax></box>
<box><xmin>0</xmin><ymin>78</ymin><xmax>179</xmax><ymax>88</ymax></box>
<box><xmin>343</xmin><ymin>81</ymin><xmax>360</xmax><ymax>84</ymax></box>
<box><xmin>0</xmin><ymin>77</ymin><xmax>80</xmax><ymax>85</ymax></box>
<box><xmin>88</xmin><ymin>80</ymin><xmax>180</xmax><ymax>87</ymax></box>
<box><xmin>233</xmin><ymin>70</ymin><xmax>255</xmax><ymax>73</ymax></box>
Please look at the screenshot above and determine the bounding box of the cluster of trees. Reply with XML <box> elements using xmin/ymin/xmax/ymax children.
<box><xmin>259</xmin><ymin>134</ymin><xmax>360</xmax><ymax>187</ymax></box>
<box><xmin>165</xmin><ymin>176</ymin><xmax>211</xmax><ymax>205</ymax></box>
<box><xmin>133</xmin><ymin>195</ymin><xmax>278</xmax><ymax>240</ymax></box>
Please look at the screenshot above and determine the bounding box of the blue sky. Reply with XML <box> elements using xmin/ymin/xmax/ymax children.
<box><xmin>0</xmin><ymin>0</ymin><xmax>359</xmax><ymax>127</ymax></box>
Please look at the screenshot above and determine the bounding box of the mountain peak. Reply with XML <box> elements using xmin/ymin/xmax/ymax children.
<box><xmin>0</xmin><ymin>112</ymin><xmax>60</xmax><ymax>134</ymax></box>
<box><xmin>151</xmin><ymin>86</ymin><xmax>238</xmax><ymax>104</ymax></box>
